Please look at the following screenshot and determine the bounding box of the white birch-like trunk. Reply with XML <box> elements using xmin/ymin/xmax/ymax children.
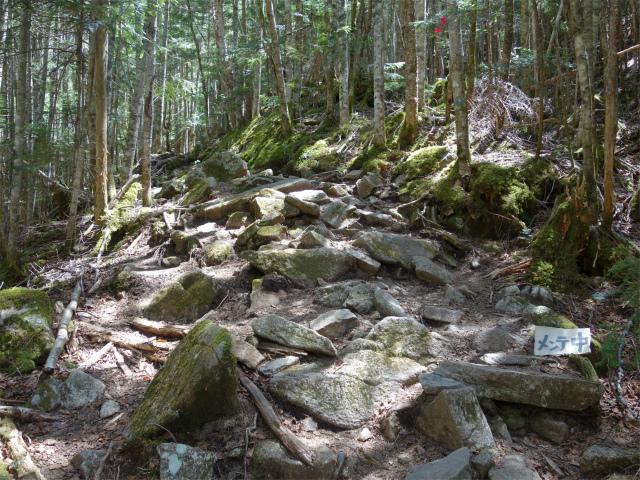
<box><xmin>373</xmin><ymin>0</ymin><xmax>386</xmax><ymax>148</ymax></box>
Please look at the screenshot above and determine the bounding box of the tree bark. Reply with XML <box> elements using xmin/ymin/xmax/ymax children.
<box><xmin>372</xmin><ymin>0</ymin><xmax>386</xmax><ymax>148</ymax></box>
<box><xmin>415</xmin><ymin>0</ymin><xmax>426</xmax><ymax>111</ymax></box>
<box><xmin>335</xmin><ymin>0</ymin><xmax>349</xmax><ymax>125</ymax></box>
<box><xmin>447</xmin><ymin>0</ymin><xmax>471</xmax><ymax>183</ymax></box>
<box><xmin>141</xmin><ymin>2</ymin><xmax>157</xmax><ymax>207</ymax></box>
<box><xmin>398</xmin><ymin>0</ymin><xmax>418</xmax><ymax>150</ymax></box>
<box><xmin>602</xmin><ymin>0</ymin><xmax>620</xmax><ymax>230</ymax></box>
<box><xmin>466</xmin><ymin>7</ymin><xmax>477</xmax><ymax>100</ymax></box>
<box><xmin>532</xmin><ymin>0</ymin><xmax>545</xmax><ymax>159</ymax></box>
<box><xmin>501</xmin><ymin>0</ymin><xmax>514</xmax><ymax>80</ymax></box>
<box><xmin>94</xmin><ymin>0</ymin><xmax>109</xmax><ymax>224</ymax></box>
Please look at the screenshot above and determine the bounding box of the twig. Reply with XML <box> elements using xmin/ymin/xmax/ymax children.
<box><xmin>0</xmin><ymin>406</ymin><xmax>61</xmax><ymax>422</ymax></box>
<box><xmin>78</xmin><ymin>342</ymin><xmax>114</xmax><ymax>369</ymax></box>
<box><xmin>93</xmin><ymin>440</ymin><xmax>114</xmax><ymax>480</ymax></box>
<box><xmin>113</xmin><ymin>348</ymin><xmax>132</xmax><ymax>376</ymax></box>
<box><xmin>484</xmin><ymin>258</ymin><xmax>533</xmax><ymax>280</ymax></box>
<box><xmin>150</xmin><ymin>423</ymin><xmax>176</xmax><ymax>443</ymax></box>
<box><xmin>615</xmin><ymin>317</ymin><xmax>640</xmax><ymax>423</ymax></box>
<box><xmin>44</xmin><ymin>280</ymin><xmax>83</xmax><ymax>373</ymax></box>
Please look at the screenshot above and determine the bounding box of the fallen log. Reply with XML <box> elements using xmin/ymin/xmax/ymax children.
<box><xmin>0</xmin><ymin>417</ymin><xmax>47</xmax><ymax>480</ymax></box>
<box><xmin>130</xmin><ymin>317</ymin><xmax>191</xmax><ymax>339</ymax></box>
<box><xmin>238</xmin><ymin>369</ymin><xmax>315</xmax><ymax>466</ymax></box>
<box><xmin>484</xmin><ymin>258</ymin><xmax>533</xmax><ymax>280</ymax></box>
<box><xmin>44</xmin><ymin>280</ymin><xmax>83</xmax><ymax>373</ymax></box>
<box><xmin>108</xmin><ymin>174</ymin><xmax>141</xmax><ymax>209</ymax></box>
<box><xmin>0</xmin><ymin>406</ymin><xmax>61</xmax><ymax>422</ymax></box>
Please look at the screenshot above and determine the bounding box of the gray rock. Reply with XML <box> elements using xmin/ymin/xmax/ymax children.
<box><xmin>366</xmin><ymin>317</ymin><xmax>451</xmax><ymax>365</ymax></box>
<box><xmin>444</xmin><ymin>285</ymin><xmax>467</xmax><ymax>304</ymax></box>
<box><xmin>529</xmin><ymin>415</ymin><xmax>570</xmax><ymax>444</ymax></box>
<box><xmin>471</xmin><ymin>449</ymin><xmax>496</xmax><ymax>480</ymax></box>
<box><xmin>232</xmin><ymin>337</ymin><xmax>266</xmax><ymax>369</ymax></box>
<box><xmin>373</xmin><ymin>288</ymin><xmax>409</xmax><ymax>318</ymax></box>
<box><xmin>242</xmin><ymin>248</ymin><xmax>356</xmax><ymax>288</ymax></box>
<box><xmin>435</xmin><ymin>360</ymin><xmax>604</xmax><ymax>411</ymax></box>
<box><xmin>353</xmin><ymin>232</ymin><xmax>438</xmax><ymax>269</ymax></box>
<box><xmin>422</xmin><ymin>305</ymin><xmax>463</xmax><ymax>324</ymax></box>
<box><xmin>356</xmin><ymin>174</ymin><xmax>383</xmax><ymax>198</ymax></box>
<box><xmin>343</xmin><ymin>170</ymin><xmax>363</xmax><ymax>180</ymax></box>
<box><xmin>253</xmin><ymin>439</ymin><xmax>337</xmax><ymax>480</ymax></box>
<box><xmin>416</xmin><ymin>387</ymin><xmax>496</xmax><ymax>451</ymax></box>
<box><xmin>314</xmin><ymin>281</ymin><xmax>362</xmax><ymax>307</ymax></box>
<box><xmin>201</xmin><ymin>150</ymin><xmax>247</xmax><ymax>182</ymax></box>
<box><xmin>340</xmin><ymin>350</ymin><xmax>426</xmax><ymax>386</ymax></box>
<box><xmin>519</xmin><ymin>285</ymin><xmax>556</xmax><ymax>308</ymax></box>
<box><xmin>250</xmin><ymin>196</ymin><xmax>299</xmax><ymax>220</ymax></box>
<box><xmin>489</xmin><ymin>415</ymin><xmax>512</xmax><ymax>441</ymax></box>
<box><xmin>310</xmin><ymin>309</ymin><xmax>358</xmax><ymax>339</ymax></box>
<box><xmin>419</xmin><ymin>373</ymin><xmax>466</xmax><ymax>395</ymax></box>
<box><xmin>405</xmin><ymin>447</ymin><xmax>473</xmax><ymax>480</ymax></box>
<box><xmin>143</xmin><ymin>269</ymin><xmax>224</xmax><ymax>323</ymax></box>
<box><xmin>358</xmin><ymin>427</ymin><xmax>374</xmax><ymax>442</ymax></box>
<box><xmin>380</xmin><ymin>414</ymin><xmax>401</xmax><ymax>442</ymax></box>
<box><xmin>170</xmin><ymin>231</ymin><xmax>199</xmax><ymax>255</ymax></box>
<box><xmin>248</xmin><ymin>279</ymin><xmax>280</xmax><ymax>313</ymax></box>
<box><xmin>226</xmin><ymin>211</ymin><xmax>252</xmax><ymax>229</ymax></box>
<box><xmin>285</xmin><ymin>195</ymin><xmax>322</xmax><ymax>216</ymax></box>
<box><xmin>500</xmin><ymin>405</ymin><xmax>525</xmax><ymax>430</ymax></box>
<box><xmin>260</xmin><ymin>211</ymin><xmax>286</xmax><ymax>226</ymax></box>
<box><xmin>123</xmin><ymin>322</ymin><xmax>238</xmax><ymax>439</ymax></box>
<box><xmin>204</xmin><ymin>241</ymin><xmax>232</xmax><ymax>266</ymax></box>
<box><xmin>327</xmin><ymin>184</ymin><xmax>348</xmax><ymax>197</ymax></box>
<box><xmin>298</xmin><ymin>230</ymin><xmax>331</xmax><ymax>249</ymax></box>
<box><xmin>71</xmin><ymin>449</ymin><xmax>106</xmax><ymax>479</ymax></box>
<box><xmin>471</xmin><ymin>328</ymin><xmax>522</xmax><ymax>354</ymax></box>
<box><xmin>99</xmin><ymin>400</ymin><xmax>120</xmax><ymax>419</ymax></box>
<box><xmin>157</xmin><ymin>443</ymin><xmax>216</xmax><ymax>480</ymax></box>
<box><xmin>361</xmin><ymin>211</ymin><xmax>397</xmax><ymax>228</ymax></box>
<box><xmin>488</xmin><ymin>454</ymin><xmax>541</xmax><ymax>480</ymax></box>
<box><xmin>414</xmin><ymin>256</ymin><xmax>454</xmax><ymax>286</ymax></box>
<box><xmin>29</xmin><ymin>369</ymin><xmax>106</xmax><ymax>411</ymax></box>
<box><xmin>300</xmin><ymin>416</ymin><xmax>318</xmax><ymax>432</ymax></box>
<box><xmin>287</xmin><ymin>190</ymin><xmax>331</xmax><ymax>205</ymax></box>
<box><xmin>341</xmin><ymin>338</ymin><xmax>383</xmax><ymax>355</ymax></box>
<box><xmin>494</xmin><ymin>295</ymin><xmax>530</xmax><ymax>312</ymax></box>
<box><xmin>258</xmin><ymin>356</ymin><xmax>300</xmax><ymax>376</ymax></box>
<box><xmin>321</xmin><ymin>201</ymin><xmax>361</xmax><ymax>229</ymax></box>
<box><xmin>253</xmin><ymin>314</ymin><xmax>337</xmax><ymax>357</ymax></box>
<box><xmin>343</xmin><ymin>283</ymin><xmax>376</xmax><ymax>314</ymax></box>
<box><xmin>580</xmin><ymin>445</ymin><xmax>640</xmax><ymax>475</ymax></box>
<box><xmin>344</xmin><ymin>247</ymin><xmax>381</xmax><ymax>274</ymax></box>
<box><xmin>479</xmin><ymin>353</ymin><xmax>543</xmax><ymax>366</ymax></box>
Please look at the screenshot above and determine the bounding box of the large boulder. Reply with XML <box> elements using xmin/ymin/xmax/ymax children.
<box><xmin>416</xmin><ymin>386</ymin><xmax>495</xmax><ymax>451</ymax></box>
<box><xmin>142</xmin><ymin>270</ymin><xmax>224</xmax><ymax>323</ymax></box>
<box><xmin>157</xmin><ymin>443</ymin><xmax>216</xmax><ymax>480</ymax></box>
<box><xmin>242</xmin><ymin>248</ymin><xmax>356</xmax><ymax>288</ymax></box>
<box><xmin>321</xmin><ymin>201</ymin><xmax>361</xmax><ymax>229</ymax></box>
<box><xmin>0</xmin><ymin>287</ymin><xmax>55</xmax><ymax>374</ymax></box>
<box><xmin>28</xmin><ymin>369</ymin><xmax>105</xmax><ymax>411</ymax></box>
<box><xmin>579</xmin><ymin>445</ymin><xmax>640</xmax><ymax>476</ymax></box>
<box><xmin>124</xmin><ymin>321</ymin><xmax>238</xmax><ymax>439</ymax></box>
<box><xmin>253</xmin><ymin>439</ymin><xmax>337</xmax><ymax>480</ymax></box>
<box><xmin>201</xmin><ymin>151</ymin><xmax>248</xmax><ymax>182</ymax></box>
<box><xmin>253</xmin><ymin>314</ymin><xmax>337</xmax><ymax>356</ymax></box>
<box><xmin>434</xmin><ymin>361</ymin><xmax>604</xmax><ymax>411</ymax></box>
<box><xmin>352</xmin><ymin>232</ymin><xmax>438</xmax><ymax>269</ymax></box>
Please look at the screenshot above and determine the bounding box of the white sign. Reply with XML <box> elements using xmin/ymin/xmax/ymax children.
<box><xmin>534</xmin><ymin>326</ymin><xmax>591</xmax><ymax>356</ymax></box>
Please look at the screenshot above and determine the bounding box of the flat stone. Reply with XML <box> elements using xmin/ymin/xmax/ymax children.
<box><xmin>226</xmin><ymin>211</ymin><xmax>252</xmax><ymax>229</ymax></box>
<box><xmin>414</xmin><ymin>256</ymin><xmax>454</xmax><ymax>286</ymax></box>
<box><xmin>258</xmin><ymin>356</ymin><xmax>300</xmax><ymax>376</ymax></box>
<box><xmin>529</xmin><ymin>415</ymin><xmax>570</xmax><ymax>444</ymax></box>
<box><xmin>444</xmin><ymin>285</ymin><xmax>467</xmax><ymax>303</ymax></box>
<box><xmin>314</xmin><ymin>281</ymin><xmax>362</xmax><ymax>307</ymax></box>
<box><xmin>232</xmin><ymin>337</ymin><xmax>265</xmax><ymax>369</ymax></box>
<box><xmin>321</xmin><ymin>201</ymin><xmax>361</xmax><ymax>229</ymax></box>
<box><xmin>344</xmin><ymin>247</ymin><xmax>381</xmax><ymax>275</ymax></box>
<box><xmin>405</xmin><ymin>447</ymin><xmax>473</xmax><ymax>480</ymax></box>
<box><xmin>256</xmin><ymin>225</ymin><xmax>287</xmax><ymax>242</ymax></box>
<box><xmin>28</xmin><ymin>369</ymin><xmax>106</xmax><ymax>412</ymax></box>
<box><xmin>340</xmin><ymin>349</ymin><xmax>426</xmax><ymax>386</ymax></box>
<box><xmin>248</xmin><ymin>279</ymin><xmax>280</xmax><ymax>313</ymax></box>
<box><xmin>287</xmin><ymin>190</ymin><xmax>331</xmax><ymax>205</ymax></box>
<box><xmin>479</xmin><ymin>353</ymin><xmax>546</xmax><ymax>367</ymax></box>
<box><xmin>343</xmin><ymin>283</ymin><xmax>376</xmax><ymax>314</ymax></box>
<box><xmin>434</xmin><ymin>360</ymin><xmax>605</xmax><ymax>411</ymax></box>
<box><xmin>310</xmin><ymin>309</ymin><xmax>358</xmax><ymax>339</ymax></box>
<box><xmin>580</xmin><ymin>445</ymin><xmax>640</xmax><ymax>475</ymax></box>
<box><xmin>242</xmin><ymin>248</ymin><xmax>355</xmax><ymax>288</ymax></box>
<box><xmin>361</xmin><ymin>211</ymin><xmax>397</xmax><ymax>228</ymax></box>
<box><xmin>285</xmin><ymin>195</ymin><xmax>322</xmax><ymax>216</ymax></box>
<box><xmin>298</xmin><ymin>230</ymin><xmax>331</xmax><ymax>249</ymax></box>
<box><xmin>373</xmin><ymin>287</ymin><xmax>409</xmax><ymax>318</ymax></box>
<box><xmin>422</xmin><ymin>305</ymin><xmax>463</xmax><ymax>324</ymax></box>
<box><xmin>343</xmin><ymin>170</ymin><xmax>363</xmax><ymax>180</ymax></box>
<box><xmin>327</xmin><ymin>184</ymin><xmax>348</xmax><ymax>197</ymax></box>
<box><xmin>366</xmin><ymin>316</ymin><xmax>451</xmax><ymax>365</ymax></box>
<box><xmin>353</xmin><ymin>232</ymin><xmax>438</xmax><ymax>269</ymax></box>
<box><xmin>253</xmin><ymin>314</ymin><xmax>337</xmax><ymax>356</ymax></box>
<box><xmin>488</xmin><ymin>454</ymin><xmax>541</xmax><ymax>480</ymax></box>
<box><xmin>416</xmin><ymin>387</ymin><xmax>496</xmax><ymax>451</ymax></box>
<box><xmin>419</xmin><ymin>373</ymin><xmax>466</xmax><ymax>395</ymax></box>
<box><xmin>99</xmin><ymin>400</ymin><xmax>120</xmax><ymax>419</ymax></box>
<box><xmin>71</xmin><ymin>449</ymin><xmax>107</xmax><ymax>479</ymax></box>
<box><xmin>253</xmin><ymin>439</ymin><xmax>337</xmax><ymax>480</ymax></box>
<box><xmin>157</xmin><ymin>443</ymin><xmax>216</xmax><ymax>480</ymax></box>
<box><xmin>471</xmin><ymin>328</ymin><xmax>523</xmax><ymax>354</ymax></box>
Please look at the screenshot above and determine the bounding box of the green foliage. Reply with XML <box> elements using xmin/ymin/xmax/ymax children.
<box><xmin>469</xmin><ymin>162</ymin><xmax>535</xmax><ymax>217</ymax></box>
<box><xmin>392</xmin><ymin>146</ymin><xmax>448</xmax><ymax>180</ymax></box>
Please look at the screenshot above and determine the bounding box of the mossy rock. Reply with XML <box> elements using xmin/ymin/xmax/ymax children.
<box><xmin>205</xmin><ymin>241</ymin><xmax>232</xmax><ymax>266</ymax></box>
<box><xmin>123</xmin><ymin>321</ymin><xmax>238</xmax><ymax>440</ymax></box>
<box><xmin>392</xmin><ymin>146</ymin><xmax>448</xmax><ymax>181</ymax></box>
<box><xmin>201</xmin><ymin>151</ymin><xmax>248</xmax><ymax>182</ymax></box>
<box><xmin>180</xmin><ymin>178</ymin><xmax>217</xmax><ymax>206</ymax></box>
<box><xmin>0</xmin><ymin>287</ymin><xmax>55</xmax><ymax>375</ymax></box>
<box><xmin>170</xmin><ymin>231</ymin><xmax>199</xmax><ymax>255</ymax></box>
<box><xmin>142</xmin><ymin>270</ymin><xmax>224</xmax><ymax>323</ymax></box>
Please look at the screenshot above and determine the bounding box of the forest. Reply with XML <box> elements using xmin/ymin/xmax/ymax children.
<box><xmin>0</xmin><ymin>0</ymin><xmax>639</xmax><ymax>478</ymax></box>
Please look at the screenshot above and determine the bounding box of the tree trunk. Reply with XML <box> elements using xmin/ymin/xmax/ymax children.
<box><xmin>284</xmin><ymin>0</ymin><xmax>293</xmax><ymax>108</ymax></box>
<box><xmin>602</xmin><ymin>0</ymin><xmax>620</xmax><ymax>230</ymax></box>
<box><xmin>141</xmin><ymin>2</ymin><xmax>157</xmax><ymax>207</ymax></box>
<box><xmin>398</xmin><ymin>0</ymin><xmax>417</xmax><ymax>150</ymax></box>
<box><xmin>292</xmin><ymin>0</ymin><xmax>304</xmax><ymax>119</ymax></box>
<box><xmin>262</xmin><ymin>0</ymin><xmax>292</xmax><ymax>135</ymax></box>
<box><xmin>447</xmin><ymin>0</ymin><xmax>471</xmax><ymax>183</ymax></box>
<box><xmin>372</xmin><ymin>0</ymin><xmax>386</xmax><ymax>148</ymax></box>
<box><xmin>213</xmin><ymin>0</ymin><xmax>236</xmax><ymax>131</ymax></box>
<box><xmin>335</xmin><ymin>0</ymin><xmax>349</xmax><ymax>125</ymax></box>
<box><xmin>501</xmin><ymin>0</ymin><xmax>514</xmax><ymax>80</ymax></box>
<box><xmin>532</xmin><ymin>0</ymin><xmax>545</xmax><ymax>159</ymax></box>
<box><xmin>153</xmin><ymin>0</ymin><xmax>170</xmax><ymax>152</ymax></box>
<box><xmin>415</xmin><ymin>0</ymin><xmax>426</xmax><ymax>111</ymax></box>
<box><xmin>94</xmin><ymin>0</ymin><xmax>109</xmax><ymax>224</ymax></box>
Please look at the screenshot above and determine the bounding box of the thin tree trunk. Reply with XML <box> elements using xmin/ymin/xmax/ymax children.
<box><xmin>398</xmin><ymin>0</ymin><xmax>418</xmax><ymax>149</ymax></box>
<box><xmin>415</xmin><ymin>0</ymin><xmax>426</xmax><ymax>111</ymax></box>
<box><xmin>94</xmin><ymin>0</ymin><xmax>109</xmax><ymax>223</ymax></box>
<box><xmin>467</xmin><ymin>7</ymin><xmax>477</xmax><ymax>100</ymax></box>
<box><xmin>141</xmin><ymin>2</ymin><xmax>157</xmax><ymax>207</ymax></box>
<box><xmin>373</xmin><ymin>0</ymin><xmax>386</xmax><ymax>148</ymax></box>
<box><xmin>292</xmin><ymin>0</ymin><xmax>304</xmax><ymax>119</ymax></box>
<box><xmin>501</xmin><ymin>0</ymin><xmax>514</xmax><ymax>80</ymax></box>
<box><xmin>447</xmin><ymin>0</ymin><xmax>471</xmax><ymax>183</ymax></box>
<box><xmin>602</xmin><ymin>0</ymin><xmax>620</xmax><ymax>230</ymax></box>
<box><xmin>153</xmin><ymin>1</ymin><xmax>169</xmax><ymax>152</ymax></box>
<box><xmin>335</xmin><ymin>0</ymin><xmax>349</xmax><ymax>125</ymax></box>
<box><xmin>532</xmin><ymin>0</ymin><xmax>545</xmax><ymax>159</ymax></box>
<box><xmin>284</xmin><ymin>0</ymin><xmax>293</xmax><ymax>108</ymax></box>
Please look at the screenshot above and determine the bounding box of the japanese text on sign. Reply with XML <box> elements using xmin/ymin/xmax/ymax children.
<box><xmin>534</xmin><ymin>326</ymin><xmax>591</xmax><ymax>356</ymax></box>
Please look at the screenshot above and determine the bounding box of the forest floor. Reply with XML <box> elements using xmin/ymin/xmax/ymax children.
<box><xmin>1</xmin><ymin>109</ymin><xmax>640</xmax><ymax>480</ymax></box>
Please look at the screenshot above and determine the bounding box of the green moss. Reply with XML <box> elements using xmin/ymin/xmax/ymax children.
<box><xmin>349</xmin><ymin>145</ymin><xmax>390</xmax><ymax>173</ymax></box>
<box><xmin>385</xmin><ymin>112</ymin><xmax>405</xmax><ymax>147</ymax></box>
<box><xmin>393</xmin><ymin>146</ymin><xmax>447</xmax><ymax>180</ymax></box>
<box><xmin>470</xmin><ymin>163</ymin><xmax>534</xmax><ymax>217</ymax></box>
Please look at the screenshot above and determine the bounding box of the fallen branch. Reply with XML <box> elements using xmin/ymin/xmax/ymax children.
<box><xmin>108</xmin><ymin>174</ymin><xmax>141</xmax><ymax>209</ymax></box>
<box><xmin>0</xmin><ymin>406</ymin><xmax>61</xmax><ymax>422</ymax></box>
<box><xmin>93</xmin><ymin>440</ymin><xmax>114</xmax><ymax>480</ymax></box>
<box><xmin>0</xmin><ymin>417</ymin><xmax>47</xmax><ymax>480</ymax></box>
<box><xmin>78</xmin><ymin>342</ymin><xmax>114</xmax><ymax>369</ymax></box>
<box><xmin>130</xmin><ymin>317</ymin><xmax>191</xmax><ymax>339</ymax></box>
<box><xmin>238</xmin><ymin>369</ymin><xmax>315</xmax><ymax>466</ymax></box>
<box><xmin>113</xmin><ymin>348</ymin><xmax>132</xmax><ymax>377</ymax></box>
<box><xmin>484</xmin><ymin>258</ymin><xmax>533</xmax><ymax>281</ymax></box>
<box><xmin>44</xmin><ymin>280</ymin><xmax>83</xmax><ymax>373</ymax></box>
<box><xmin>615</xmin><ymin>317</ymin><xmax>640</xmax><ymax>423</ymax></box>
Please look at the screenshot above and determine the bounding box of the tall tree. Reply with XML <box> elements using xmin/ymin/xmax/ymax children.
<box><xmin>335</xmin><ymin>0</ymin><xmax>349</xmax><ymax>125</ymax></box>
<box><xmin>398</xmin><ymin>0</ymin><xmax>418</xmax><ymax>149</ymax></box>
<box><xmin>501</xmin><ymin>0</ymin><xmax>514</xmax><ymax>80</ymax></box>
<box><xmin>372</xmin><ymin>0</ymin><xmax>386</xmax><ymax>148</ymax></box>
<box><xmin>415</xmin><ymin>0</ymin><xmax>426</xmax><ymax>111</ymax></box>
<box><xmin>141</xmin><ymin>0</ymin><xmax>157</xmax><ymax>207</ymax></box>
<box><xmin>94</xmin><ymin>0</ymin><xmax>109</xmax><ymax>223</ymax></box>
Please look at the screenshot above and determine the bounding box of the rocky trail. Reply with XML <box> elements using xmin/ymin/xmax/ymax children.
<box><xmin>1</xmin><ymin>152</ymin><xmax>639</xmax><ymax>480</ymax></box>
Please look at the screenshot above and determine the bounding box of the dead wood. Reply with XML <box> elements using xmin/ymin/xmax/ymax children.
<box><xmin>0</xmin><ymin>406</ymin><xmax>61</xmax><ymax>422</ymax></box>
<box><xmin>108</xmin><ymin>174</ymin><xmax>141</xmax><ymax>209</ymax></box>
<box><xmin>484</xmin><ymin>258</ymin><xmax>533</xmax><ymax>280</ymax></box>
<box><xmin>130</xmin><ymin>317</ymin><xmax>191</xmax><ymax>338</ymax></box>
<box><xmin>0</xmin><ymin>417</ymin><xmax>47</xmax><ymax>480</ymax></box>
<box><xmin>78</xmin><ymin>342</ymin><xmax>114</xmax><ymax>369</ymax></box>
<box><xmin>113</xmin><ymin>348</ymin><xmax>132</xmax><ymax>376</ymax></box>
<box><xmin>93</xmin><ymin>440</ymin><xmax>114</xmax><ymax>480</ymax></box>
<box><xmin>44</xmin><ymin>280</ymin><xmax>83</xmax><ymax>373</ymax></box>
<box><xmin>238</xmin><ymin>369</ymin><xmax>316</xmax><ymax>466</ymax></box>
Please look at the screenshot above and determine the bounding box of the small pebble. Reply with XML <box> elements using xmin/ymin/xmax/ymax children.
<box><xmin>99</xmin><ymin>400</ymin><xmax>120</xmax><ymax>419</ymax></box>
<box><xmin>471</xmin><ymin>259</ymin><xmax>481</xmax><ymax>270</ymax></box>
<box><xmin>357</xmin><ymin>427</ymin><xmax>373</xmax><ymax>442</ymax></box>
